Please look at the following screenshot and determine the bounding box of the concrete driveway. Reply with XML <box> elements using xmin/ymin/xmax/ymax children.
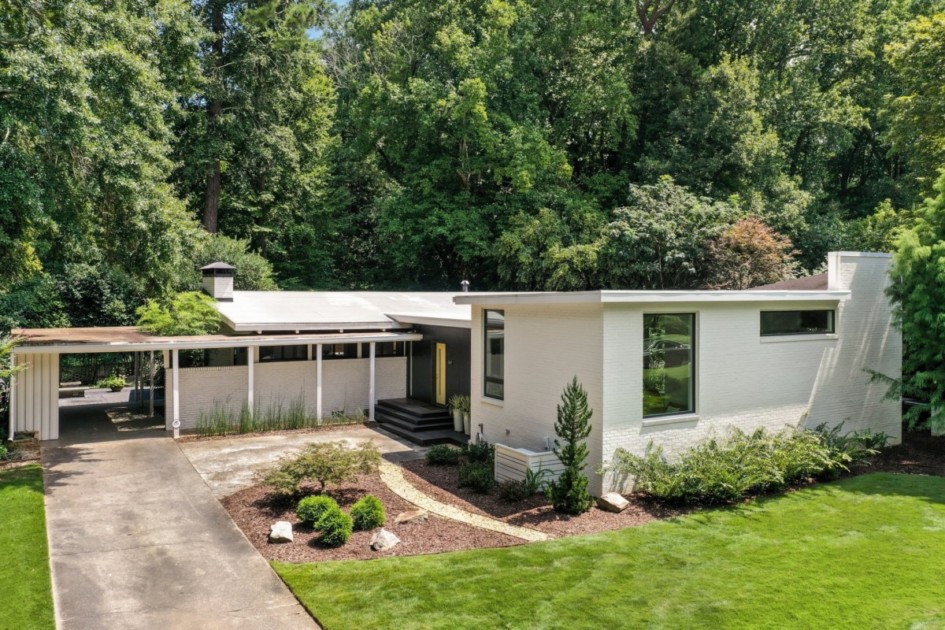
<box><xmin>43</xmin><ymin>434</ymin><xmax>317</xmax><ymax>629</ymax></box>
<box><xmin>178</xmin><ymin>424</ymin><xmax>422</xmax><ymax>498</ymax></box>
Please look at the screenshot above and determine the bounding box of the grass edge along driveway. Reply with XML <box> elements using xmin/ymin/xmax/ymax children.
<box><xmin>0</xmin><ymin>464</ymin><xmax>55</xmax><ymax>630</ymax></box>
<box><xmin>276</xmin><ymin>473</ymin><xmax>945</xmax><ymax>629</ymax></box>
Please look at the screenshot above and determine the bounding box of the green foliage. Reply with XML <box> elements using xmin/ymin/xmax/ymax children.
<box><xmin>95</xmin><ymin>374</ymin><xmax>126</xmax><ymax>392</ymax></box>
<box><xmin>136</xmin><ymin>292</ymin><xmax>222</xmax><ymax>336</ymax></box>
<box><xmin>0</xmin><ymin>443</ymin><xmax>7</xmax><ymax>460</ymax></box>
<box><xmin>187</xmin><ymin>235</ymin><xmax>279</xmax><ymax>291</ymax></box>
<box><xmin>846</xmin><ymin>200</ymin><xmax>917</xmax><ymax>254</ymax></box>
<box><xmin>604</xmin><ymin>425</ymin><xmax>885</xmax><ymax>505</ymax></box>
<box><xmin>196</xmin><ymin>398</ymin><xmax>362</xmax><ymax>437</ymax></box>
<box><xmin>463</xmin><ymin>441</ymin><xmax>495</xmax><ymax>465</ymax></box>
<box><xmin>296</xmin><ymin>495</ymin><xmax>339</xmax><ymax>526</ymax></box>
<box><xmin>350</xmin><ymin>495</ymin><xmax>386</xmax><ymax>531</ymax></box>
<box><xmin>426</xmin><ymin>445</ymin><xmax>462</xmax><ymax>466</ymax></box>
<box><xmin>458</xmin><ymin>462</ymin><xmax>495</xmax><ymax>494</ymax></box>
<box><xmin>261</xmin><ymin>441</ymin><xmax>381</xmax><ymax>496</ymax></box>
<box><xmin>314</xmin><ymin>505</ymin><xmax>353</xmax><ymax>547</ymax></box>
<box><xmin>887</xmin><ymin>173</ymin><xmax>945</xmax><ymax>431</ymax></box>
<box><xmin>497</xmin><ymin>467</ymin><xmax>549</xmax><ymax>503</ymax></box>
<box><xmin>547</xmin><ymin>377</ymin><xmax>594</xmax><ymax>515</ymax></box>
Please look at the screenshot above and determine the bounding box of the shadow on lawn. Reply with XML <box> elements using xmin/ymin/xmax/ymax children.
<box><xmin>0</xmin><ymin>465</ymin><xmax>44</xmax><ymax>495</ymax></box>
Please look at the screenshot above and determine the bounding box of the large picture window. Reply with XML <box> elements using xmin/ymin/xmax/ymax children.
<box><xmin>643</xmin><ymin>313</ymin><xmax>695</xmax><ymax>417</ymax></box>
<box><xmin>760</xmin><ymin>310</ymin><xmax>835</xmax><ymax>336</ymax></box>
<box><xmin>484</xmin><ymin>309</ymin><xmax>505</xmax><ymax>400</ymax></box>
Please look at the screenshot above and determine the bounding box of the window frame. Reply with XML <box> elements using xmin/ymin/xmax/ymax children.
<box><xmin>759</xmin><ymin>310</ymin><xmax>836</xmax><ymax>337</ymax></box>
<box><xmin>483</xmin><ymin>309</ymin><xmax>505</xmax><ymax>401</ymax></box>
<box><xmin>259</xmin><ymin>345</ymin><xmax>309</xmax><ymax>363</ymax></box>
<box><xmin>642</xmin><ymin>312</ymin><xmax>696</xmax><ymax>419</ymax></box>
<box><xmin>321</xmin><ymin>343</ymin><xmax>358</xmax><ymax>360</ymax></box>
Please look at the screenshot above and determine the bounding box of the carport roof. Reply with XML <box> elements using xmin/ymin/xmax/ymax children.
<box><xmin>10</xmin><ymin>326</ymin><xmax>421</xmax><ymax>355</ymax></box>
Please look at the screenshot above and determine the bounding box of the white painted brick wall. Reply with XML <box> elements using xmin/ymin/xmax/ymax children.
<box><xmin>168</xmin><ymin>356</ymin><xmax>407</xmax><ymax>430</ymax></box>
<box><xmin>472</xmin><ymin>253</ymin><xmax>901</xmax><ymax>496</ymax></box>
<box><xmin>471</xmin><ymin>303</ymin><xmax>606</xmax><ymax>493</ymax></box>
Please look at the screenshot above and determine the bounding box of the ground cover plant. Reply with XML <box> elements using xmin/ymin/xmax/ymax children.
<box><xmin>605</xmin><ymin>425</ymin><xmax>886</xmax><ymax>505</ymax></box>
<box><xmin>276</xmin><ymin>473</ymin><xmax>945</xmax><ymax>629</ymax></box>
<box><xmin>0</xmin><ymin>465</ymin><xmax>54</xmax><ymax>629</ymax></box>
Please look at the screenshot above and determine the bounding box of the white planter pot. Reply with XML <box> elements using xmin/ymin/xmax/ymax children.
<box><xmin>463</xmin><ymin>412</ymin><xmax>471</xmax><ymax>435</ymax></box>
<box><xmin>452</xmin><ymin>409</ymin><xmax>463</xmax><ymax>432</ymax></box>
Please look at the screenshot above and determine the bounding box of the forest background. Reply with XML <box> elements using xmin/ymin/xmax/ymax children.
<box><xmin>2</xmin><ymin>0</ymin><xmax>945</xmax><ymax>334</ymax></box>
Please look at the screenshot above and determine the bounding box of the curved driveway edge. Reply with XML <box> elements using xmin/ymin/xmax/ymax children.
<box><xmin>42</xmin><ymin>436</ymin><xmax>317</xmax><ymax>630</ymax></box>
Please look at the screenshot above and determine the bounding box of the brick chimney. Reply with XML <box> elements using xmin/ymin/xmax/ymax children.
<box><xmin>201</xmin><ymin>262</ymin><xmax>235</xmax><ymax>301</ymax></box>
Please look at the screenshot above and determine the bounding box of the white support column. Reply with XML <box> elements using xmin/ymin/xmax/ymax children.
<box><xmin>369</xmin><ymin>342</ymin><xmax>376</xmax><ymax>422</ymax></box>
<box><xmin>247</xmin><ymin>346</ymin><xmax>254</xmax><ymax>415</ymax></box>
<box><xmin>172</xmin><ymin>349</ymin><xmax>180</xmax><ymax>438</ymax></box>
<box><xmin>316</xmin><ymin>344</ymin><xmax>323</xmax><ymax>420</ymax></box>
<box><xmin>8</xmin><ymin>352</ymin><xmax>16</xmax><ymax>441</ymax></box>
<box><xmin>148</xmin><ymin>351</ymin><xmax>155</xmax><ymax>417</ymax></box>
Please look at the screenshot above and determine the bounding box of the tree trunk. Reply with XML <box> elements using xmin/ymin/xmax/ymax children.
<box><xmin>203</xmin><ymin>0</ymin><xmax>226</xmax><ymax>234</ymax></box>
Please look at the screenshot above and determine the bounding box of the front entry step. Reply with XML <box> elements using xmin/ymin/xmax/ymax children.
<box><xmin>375</xmin><ymin>398</ymin><xmax>467</xmax><ymax>447</ymax></box>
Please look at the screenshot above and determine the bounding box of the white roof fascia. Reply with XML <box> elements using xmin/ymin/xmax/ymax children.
<box><xmin>453</xmin><ymin>290</ymin><xmax>851</xmax><ymax>306</ymax></box>
<box><xmin>225</xmin><ymin>321</ymin><xmax>411</xmax><ymax>333</ymax></box>
<box><xmin>385</xmin><ymin>314</ymin><xmax>472</xmax><ymax>329</ymax></box>
<box><xmin>12</xmin><ymin>331</ymin><xmax>423</xmax><ymax>356</ymax></box>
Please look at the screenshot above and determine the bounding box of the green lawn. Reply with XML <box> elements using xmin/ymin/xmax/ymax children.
<box><xmin>0</xmin><ymin>465</ymin><xmax>55</xmax><ymax>630</ymax></box>
<box><xmin>275</xmin><ymin>473</ymin><xmax>945</xmax><ymax>629</ymax></box>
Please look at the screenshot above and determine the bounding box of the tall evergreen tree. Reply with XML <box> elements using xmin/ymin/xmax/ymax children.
<box><xmin>548</xmin><ymin>377</ymin><xmax>595</xmax><ymax>515</ymax></box>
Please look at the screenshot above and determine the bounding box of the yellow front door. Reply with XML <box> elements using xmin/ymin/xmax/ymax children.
<box><xmin>435</xmin><ymin>343</ymin><xmax>447</xmax><ymax>405</ymax></box>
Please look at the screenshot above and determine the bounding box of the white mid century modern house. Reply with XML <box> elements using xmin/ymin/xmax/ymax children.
<box><xmin>459</xmin><ymin>252</ymin><xmax>901</xmax><ymax>493</ymax></box>
<box><xmin>9</xmin><ymin>252</ymin><xmax>900</xmax><ymax>495</ymax></box>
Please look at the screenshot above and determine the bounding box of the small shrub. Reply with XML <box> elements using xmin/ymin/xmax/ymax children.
<box><xmin>96</xmin><ymin>374</ymin><xmax>126</xmax><ymax>391</ymax></box>
<box><xmin>426</xmin><ymin>444</ymin><xmax>461</xmax><ymax>466</ymax></box>
<box><xmin>314</xmin><ymin>506</ymin><xmax>353</xmax><ymax>547</ymax></box>
<box><xmin>458</xmin><ymin>462</ymin><xmax>495</xmax><ymax>494</ymax></box>
<box><xmin>296</xmin><ymin>495</ymin><xmax>339</xmax><ymax>526</ymax></box>
<box><xmin>547</xmin><ymin>377</ymin><xmax>595</xmax><ymax>515</ymax></box>
<box><xmin>350</xmin><ymin>495</ymin><xmax>386</xmax><ymax>531</ymax></box>
<box><xmin>260</xmin><ymin>441</ymin><xmax>382</xmax><ymax>496</ymax></box>
<box><xmin>463</xmin><ymin>440</ymin><xmax>495</xmax><ymax>465</ymax></box>
<box><xmin>497</xmin><ymin>479</ymin><xmax>531</xmax><ymax>502</ymax></box>
<box><xmin>0</xmin><ymin>443</ymin><xmax>8</xmax><ymax>460</ymax></box>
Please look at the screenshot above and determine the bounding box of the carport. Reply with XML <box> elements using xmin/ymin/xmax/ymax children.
<box><xmin>10</xmin><ymin>326</ymin><xmax>421</xmax><ymax>441</ymax></box>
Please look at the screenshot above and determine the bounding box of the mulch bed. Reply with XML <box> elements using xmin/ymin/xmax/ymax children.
<box><xmin>222</xmin><ymin>471</ymin><xmax>523</xmax><ymax>562</ymax></box>
<box><xmin>399</xmin><ymin>459</ymin><xmax>689</xmax><ymax>538</ymax></box>
<box><xmin>854</xmin><ymin>429</ymin><xmax>945</xmax><ymax>476</ymax></box>
<box><xmin>0</xmin><ymin>433</ymin><xmax>41</xmax><ymax>471</ymax></box>
<box><xmin>221</xmin><ymin>428</ymin><xmax>945</xmax><ymax>562</ymax></box>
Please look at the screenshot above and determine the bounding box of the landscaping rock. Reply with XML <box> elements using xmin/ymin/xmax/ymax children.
<box><xmin>370</xmin><ymin>529</ymin><xmax>401</xmax><ymax>552</ymax></box>
<box><xmin>394</xmin><ymin>508</ymin><xmax>429</xmax><ymax>525</ymax></box>
<box><xmin>597</xmin><ymin>493</ymin><xmax>630</xmax><ymax>513</ymax></box>
<box><xmin>269</xmin><ymin>520</ymin><xmax>294</xmax><ymax>543</ymax></box>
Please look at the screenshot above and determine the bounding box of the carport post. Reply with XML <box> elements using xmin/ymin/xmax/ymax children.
<box><xmin>369</xmin><ymin>342</ymin><xmax>376</xmax><ymax>422</ymax></box>
<box><xmin>172</xmin><ymin>349</ymin><xmax>180</xmax><ymax>439</ymax></box>
<box><xmin>316</xmin><ymin>344</ymin><xmax>322</xmax><ymax>420</ymax></box>
<box><xmin>247</xmin><ymin>346</ymin><xmax>254</xmax><ymax>415</ymax></box>
<box><xmin>148</xmin><ymin>351</ymin><xmax>155</xmax><ymax>417</ymax></box>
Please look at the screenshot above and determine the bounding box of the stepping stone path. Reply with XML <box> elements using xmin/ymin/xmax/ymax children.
<box><xmin>378</xmin><ymin>461</ymin><xmax>550</xmax><ymax>542</ymax></box>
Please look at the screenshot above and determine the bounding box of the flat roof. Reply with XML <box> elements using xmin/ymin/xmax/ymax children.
<box><xmin>214</xmin><ymin>291</ymin><xmax>471</xmax><ymax>332</ymax></box>
<box><xmin>11</xmin><ymin>327</ymin><xmax>421</xmax><ymax>355</ymax></box>
<box><xmin>453</xmin><ymin>289</ymin><xmax>850</xmax><ymax>306</ymax></box>
<box><xmin>751</xmin><ymin>273</ymin><xmax>828</xmax><ymax>291</ymax></box>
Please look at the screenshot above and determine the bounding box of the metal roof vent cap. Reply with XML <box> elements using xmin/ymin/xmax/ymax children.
<box><xmin>461</xmin><ymin>280</ymin><xmax>470</xmax><ymax>293</ymax></box>
<box><xmin>201</xmin><ymin>262</ymin><xmax>235</xmax><ymax>302</ymax></box>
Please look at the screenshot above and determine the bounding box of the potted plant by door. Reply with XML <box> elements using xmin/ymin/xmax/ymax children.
<box><xmin>449</xmin><ymin>395</ymin><xmax>464</xmax><ymax>432</ymax></box>
<box><xmin>460</xmin><ymin>396</ymin><xmax>471</xmax><ymax>434</ymax></box>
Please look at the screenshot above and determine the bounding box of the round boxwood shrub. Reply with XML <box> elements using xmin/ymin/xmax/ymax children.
<box><xmin>296</xmin><ymin>495</ymin><xmax>339</xmax><ymax>526</ymax></box>
<box><xmin>315</xmin><ymin>506</ymin><xmax>354</xmax><ymax>547</ymax></box>
<box><xmin>350</xmin><ymin>494</ymin><xmax>386</xmax><ymax>531</ymax></box>
<box><xmin>458</xmin><ymin>462</ymin><xmax>495</xmax><ymax>494</ymax></box>
<box><xmin>425</xmin><ymin>444</ymin><xmax>461</xmax><ymax>466</ymax></box>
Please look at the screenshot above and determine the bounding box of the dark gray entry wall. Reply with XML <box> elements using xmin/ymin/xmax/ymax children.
<box><xmin>408</xmin><ymin>324</ymin><xmax>471</xmax><ymax>405</ymax></box>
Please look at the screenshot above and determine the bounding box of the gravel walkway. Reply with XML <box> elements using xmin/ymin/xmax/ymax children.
<box><xmin>378</xmin><ymin>460</ymin><xmax>550</xmax><ymax>542</ymax></box>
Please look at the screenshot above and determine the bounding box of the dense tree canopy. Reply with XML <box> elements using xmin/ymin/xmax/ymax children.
<box><xmin>1</xmin><ymin>0</ymin><xmax>944</xmax><ymax>333</ymax></box>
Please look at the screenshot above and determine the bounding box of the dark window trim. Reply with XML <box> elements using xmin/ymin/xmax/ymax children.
<box><xmin>484</xmin><ymin>309</ymin><xmax>505</xmax><ymax>401</ymax></box>
<box><xmin>321</xmin><ymin>343</ymin><xmax>358</xmax><ymax>360</ymax></box>
<box><xmin>759</xmin><ymin>310</ymin><xmax>836</xmax><ymax>337</ymax></box>
<box><xmin>259</xmin><ymin>345</ymin><xmax>309</xmax><ymax>362</ymax></box>
<box><xmin>643</xmin><ymin>313</ymin><xmax>696</xmax><ymax>419</ymax></box>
